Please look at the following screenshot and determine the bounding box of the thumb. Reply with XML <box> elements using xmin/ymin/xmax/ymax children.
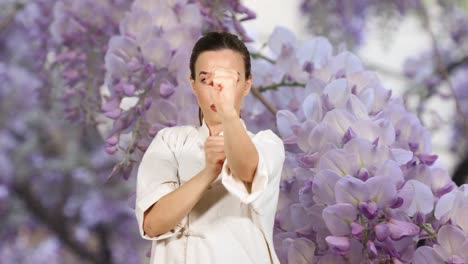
<box><xmin>208</xmin><ymin>126</ymin><xmax>223</xmax><ymax>136</ymax></box>
<box><xmin>208</xmin><ymin>126</ymin><xmax>218</xmax><ymax>136</ymax></box>
<box><xmin>216</xmin><ymin>129</ymin><xmax>224</xmax><ymax>136</ymax></box>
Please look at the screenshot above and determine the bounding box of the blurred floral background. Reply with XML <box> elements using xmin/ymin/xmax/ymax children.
<box><xmin>1</xmin><ymin>0</ymin><xmax>467</xmax><ymax>263</ymax></box>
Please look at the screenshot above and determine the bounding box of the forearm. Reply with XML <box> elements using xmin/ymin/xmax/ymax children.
<box><xmin>222</xmin><ymin>111</ymin><xmax>258</xmax><ymax>183</ymax></box>
<box><xmin>143</xmin><ymin>168</ymin><xmax>214</xmax><ymax>238</ymax></box>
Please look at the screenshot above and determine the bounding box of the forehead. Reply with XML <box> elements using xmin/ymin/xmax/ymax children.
<box><xmin>195</xmin><ymin>49</ymin><xmax>245</xmax><ymax>74</ymax></box>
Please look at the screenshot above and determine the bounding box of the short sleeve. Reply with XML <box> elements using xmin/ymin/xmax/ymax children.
<box><xmin>220</xmin><ymin>129</ymin><xmax>286</xmax><ymax>215</ymax></box>
<box><xmin>134</xmin><ymin>127</ymin><xmax>186</xmax><ymax>241</ymax></box>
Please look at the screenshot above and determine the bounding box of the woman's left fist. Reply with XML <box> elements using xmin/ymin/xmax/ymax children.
<box><xmin>207</xmin><ymin>66</ymin><xmax>239</xmax><ymax>116</ymax></box>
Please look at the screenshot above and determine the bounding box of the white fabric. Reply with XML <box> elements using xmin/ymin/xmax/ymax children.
<box><xmin>135</xmin><ymin>117</ymin><xmax>285</xmax><ymax>264</ymax></box>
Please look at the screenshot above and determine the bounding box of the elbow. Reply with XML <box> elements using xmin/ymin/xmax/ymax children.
<box><xmin>228</xmin><ymin>148</ymin><xmax>259</xmax><ymax>183</ymax></box>
<box><xmin>144</xmin><ymin>227</ymin><xmax>157</xmax><ymax>238</ymax></box>
<box><xmin>143</xmin><ymin>206</ymin><xmax>164</xmax><ymax>238</ymax></box>
<box><xmin>243</xmin><ymin>150</ymin><xmax>259</xmax><ymax>183</ymax></box>
<box><xmin>244</xmin><ymin>168</ymin><xmax>256</xmax><ymax>183</ymax></box>
<box><xmin>143</xmin><ymin>215</ymin><xmax>159</xmax><ymax>238</ymax></box>
<box><xmin>236</xmin><ymin>164</ymin><xmax>257</xmax><ymax>183</ymax></box>
<box><xmin>143</xmin><ymin>209</ymin><xmax>180</xmax><ymax>238</ymax></box>
<box><xmin>144</xmin><ymin>217</ymin><xmax>169</xmax><ymax>238</ymax></box>
<box><xmin>243</xmin><ymin>177</ymin><xmax>253</xmax><ymax>184</ymax></box>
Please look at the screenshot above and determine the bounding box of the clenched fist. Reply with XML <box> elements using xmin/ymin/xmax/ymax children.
<box><xmin>202</xmin><ymin>66</ymin><xmax>239</xmax><ymax>117</ymax></box>
<box><xmin>203</xmin><ymin>133</ymin><xmax>226</xmax><ymax>182</ymax></box>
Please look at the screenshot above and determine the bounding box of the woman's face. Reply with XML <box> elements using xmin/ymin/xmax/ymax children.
<box><xmin>190</xmin><ymin>49</ymin><xmax>252</xmax><ymax>122</ymax></box>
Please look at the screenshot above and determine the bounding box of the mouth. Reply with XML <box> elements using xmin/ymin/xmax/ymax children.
<box><xmin>210</xmin><ymin>104</ymin><xmax>217</xmax><ymax>112</ymax></box>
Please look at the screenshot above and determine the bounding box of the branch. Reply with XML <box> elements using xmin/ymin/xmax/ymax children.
<box><xmin>250</xmin><ymin>87</ymin><xmax>278</xmax><ymax>115</ymax></box>
<box><xmin>257</xmin><ymin>81</ymin><xmax>305</xmax><ymax>93</ymax></box>
<box><xmin>250</xmin><ymin>52</ymin><xmax>275</xmax><ymax>64</ymax></box>
<box><xmin>446</xmin><ymin>55</ymin><xmax>468</xmax><ymax>74</ymax></box>
<box><xmin>0</xmin><ymin>2</ymin><xmax>24</xmax><ymax>33</ymax></box>
<box><xmin>95</xmin><ymin>223</ymin><xmax>113</xmax><ymax>264</ymax></box>
<box><xmin>250</xmin><ymin>51</ymin><xmax>305</xmax><ymax>115</ymax></box>
<box><xmin>453</xmin><ymin>152</ymin><xmax>468</xmax><ymax>186</ymax></box>
<box><xmin>12</xmin><ymin>182</ymin><xmax>111</xmax><ymax>264</ymax></box>
<box><xmin>419</xmin><ymin>3</ymin><xmax>468</xmax><ymax>138</ymax></box>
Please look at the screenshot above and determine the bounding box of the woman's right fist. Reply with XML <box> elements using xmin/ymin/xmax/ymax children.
<box><xmin>203</xmin><ymin>135</ymin><xmax>226</xmax><ymax>181</ymax></box>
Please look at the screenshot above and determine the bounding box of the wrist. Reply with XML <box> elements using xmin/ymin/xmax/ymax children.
<box><xmin>201</xmin><ymin>167</ymin><xmax>217</xmax><ymax>180</ymax></box>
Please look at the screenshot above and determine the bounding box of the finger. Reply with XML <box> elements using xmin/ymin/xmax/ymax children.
<box><xmin>205</xmin><ymin>140</ymin><xmax>224</xmax><ymax>148</ymax></box>
<box><xmin>213</xmin><ymin>72</ymin><xmax>237</xmax><ymax>79</ymax></box>
<box><xmin>217</xmin><ymin>151</ymin><xmax>226</xmax><ymax>157</ymax></box>
<box><xmin>213</xmin><ymin>67</ymin><xmax>239</xmax><ymax>77</ymax></box>
<box><xmin>207</xmin><ymin>147</ymin><xmax>225</xmax><ymax>154</ymax></box>
<box><xmin>205</xmin><ymin>143</ymin><xmax>224</xmax><ymax>150</ymax></box>
<box><xmin>213</xmin><ymin>77</ymin><xmax>237</xmax><ymax>89</ymax></box>
<box><xmin>213</xmin><ymin>76</ymin><xmax>237</xmax><ymax>83</ymax></box>
<box><xmin>205</xmin><ymin>143</ymin><xmax>224</xmax><ymax>151</ymax></box>
<box><xmin>205</xmin><ymin>140</ymin><xmax>224</xmax><ymax>146</ymax></box>
<box><xmin>211</xmin><ymin>66</ymin><xmax>230</xmax><ymax>73</ymax></box>
<box><xmin>207</xmin><ymin>131</ymin><xmax>224</xmax><ymax>138</ymax></box>
<box><xmin>209</xmin><ymin>139</ymin><xmax>223</xmax><ymax>144</ymax></box>
<box><xmin>212</xmin><ymin>82</ymin><xmax>225</xmax><ymax>92</ymax></box>
<box><xmin>206</xmin><ymin>136</ymin><xmax>224</xmax><ymax>141</ymax></box>
<box><xmin>212</xmin><ymin>69</ymin><xmax>239</xmax><ymax>85</ymax></box>
<box><xmin>215</xmin><ymin>72</ymin><xmax>240</xmax><ymax>83</ymax></box>
<box><xmin>208</xmin><ymin>130</ymin><xmax>224</xmax><ymax>137</ymax></box>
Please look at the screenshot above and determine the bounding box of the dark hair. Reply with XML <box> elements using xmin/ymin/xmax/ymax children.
<box><xmin>190</xmin><ymin>32</ymin><xmax>251</xmax><ymax>126</ymax></box>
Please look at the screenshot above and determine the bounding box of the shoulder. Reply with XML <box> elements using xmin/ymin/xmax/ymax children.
<box><xmin>252</xmin><ymin>129</ymin><xmax>286</xmax><ymax>167</ymax></box>
<box><xmin>155</xmin><ymin>125</ymin><xmax>192</xmax><ymax>140</ymax></box>
<box><xmin>148</xmin><ymin>125</ymin><xmax>194</xmax><ymax>151</ymax></box>
<box><xmin>252</xmin><ymin>129</ymin><xmax>285</xmax><ymax>159</ymax></box>
<box><xmin>253</xmin><ymin>129</ymin><xmax>284</xmax><ymax>146</ymax></box>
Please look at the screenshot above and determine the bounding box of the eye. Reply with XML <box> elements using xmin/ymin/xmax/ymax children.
<box><xmin>201</xmin><ymin>78</ymin><xmax>206</xmax><ymax>83</ymax></box>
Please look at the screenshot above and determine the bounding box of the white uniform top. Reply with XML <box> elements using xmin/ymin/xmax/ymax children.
<box><xmin>134</xmin><ymin>117</ymin><xmax>285</xmax><ymax>264</ymax></box>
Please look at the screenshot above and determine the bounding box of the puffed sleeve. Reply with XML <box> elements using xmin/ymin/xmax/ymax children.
<box><xmin>220</xmin><ymin>129</ymin><xmax>286</xmax><ymax>214</ymax></box>
<box><xmin>135</xmin><ymin>127</ymin><xmax>186</xmax><ymax>241</ymax></box>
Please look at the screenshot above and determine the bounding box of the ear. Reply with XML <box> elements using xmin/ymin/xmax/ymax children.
<box><xmin>189</xmin><ymin>75</ymin><xmax>196</xmax><ymax>93</ymax></box>
<box><xmin>243</xmin><ymin>75</ymin><xmax>252</xmax><ymax>96</ymax></box>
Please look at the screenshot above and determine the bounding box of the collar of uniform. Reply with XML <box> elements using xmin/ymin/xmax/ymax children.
<box><xmin>197</xmin><ymin>116</ymin><xmax>247</xmax><ymax>142</ymax></box>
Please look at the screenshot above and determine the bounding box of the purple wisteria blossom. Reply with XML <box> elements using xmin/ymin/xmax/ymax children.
<box><xmin>0</xmin><ymin>1</ymin><xmax>145</xmax><ymax>263</ymax></box>
<box><xmin>414</xmin><ymin>225</ymin><xmax>468</xmax><ymax>263</ymax></box>
<box><xmin>49</xmin><ymin>0</ymin><xmax>131</xmax><ymax>124</ymax></box>
<box><xmin>298</xmin><ymin>0</ymin><xmax>468</xmax><ymax>186</ymax></box>
<box><xmin>2</xmin><ymin>0</ymin><xmax>466</xmax><ymax>262</ymax></box>
<box><xmin>264</xmin><ymin>26</ymin><xmax>462</xmax><ymax>262</ymax></box>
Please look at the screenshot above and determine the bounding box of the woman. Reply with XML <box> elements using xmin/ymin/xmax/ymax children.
<box><xmin>135</xmin><ymin>32</ymin><xmax>285</xmax><ymax>264</ymax></box>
